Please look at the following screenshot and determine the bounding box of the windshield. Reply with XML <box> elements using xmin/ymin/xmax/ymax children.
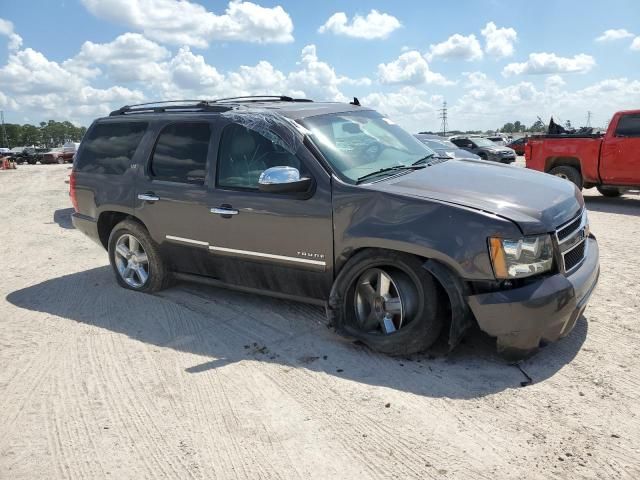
<box><xmin>301</xmin><ymin>110</ymin><xmax>435</xmax><ymax>183</ymax></box>
<box><xmin>471</xmin><ymin>137</ymin><xmax>496</xmax><ymax>147</ymax></box>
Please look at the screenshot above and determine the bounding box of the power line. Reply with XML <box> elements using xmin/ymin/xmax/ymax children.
<box><xmin>438</xmin><ymin>101</ymin><xmax>448</xmax><ymax>137</ymax></box>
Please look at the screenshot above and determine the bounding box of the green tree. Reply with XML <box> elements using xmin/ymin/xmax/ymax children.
<box><xmin>20</xmin><ymin>124</ymin><xmax>41</xmax><ymax>146</ymax></box>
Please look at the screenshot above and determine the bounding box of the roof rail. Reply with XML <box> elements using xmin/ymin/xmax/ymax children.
<box><xmin>207</xmin><ymin>95</ymin><xmax>313</xmax><ymax>103</ymax></box>
<box><xmin>109</xmin><ymin>101</ymin><xmax>232</xmax><ymax>116</ymax></box>
<box><xmin>109</xmin><ymin>96</ymin><xmax>313</xmax><ymax>116</ymax></box>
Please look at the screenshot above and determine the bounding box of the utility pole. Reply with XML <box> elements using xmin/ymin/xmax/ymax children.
<box><xmin>586</xmin><ymin>111</ymin><xmax>592</xmax><ymax>128</ymax></box>
<box><xmin>0</xmin><ymin>110</ymin><xmax>7</xmax><ymax>148</ymax></box>
<box><xmin>438</xmin><ymin>101</ymin><xmax>448</xmax><ymax>137</ymax></box>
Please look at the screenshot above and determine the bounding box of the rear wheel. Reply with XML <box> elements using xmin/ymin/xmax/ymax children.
<box><xmin>549</xmin><ymin>165</ymin><xmax>583</xmax><ymax>189</ymax></box>
<box><xmin>597</xmin><ymin>186</ymin><xmax>622</xmax><ymax>197</ymax></box>
<box><xmin>108</xmin><ymin>219</ymin><xmax>171</xmax><ymax>293</ymax></box>
<box><xmin>328</xmin><ymin>249</ymin><xmax>444</xmax><ymax>356</ymax></box>
<box><xmin>57</xmin><ymin>157</ymin><xmax>64</xmax><ymax>164</ymax></box>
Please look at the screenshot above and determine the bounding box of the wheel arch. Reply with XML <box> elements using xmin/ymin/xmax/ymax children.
<box><xmin>544</xmin><ymin>156</ymin><xmax>581</xmax><ymax>174</ymax></box>
<box><xmin>97</xmin><ymin>211</ymin><xmax>147</xmax><ymax>249</ymax></box>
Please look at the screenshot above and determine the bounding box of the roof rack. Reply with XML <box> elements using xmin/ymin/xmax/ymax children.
<box><xmin>109</xmin><ymin>100</ymin><xmax>232</xmax><ymax>116</ymax></box>
<box><xmin>109</xmin><ymin>96</ymin><xmax>313</xmax><ymax>116</ymax></box>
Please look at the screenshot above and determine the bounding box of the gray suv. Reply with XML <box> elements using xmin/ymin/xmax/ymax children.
<box><xmin>71</xmin><ymin>97</ymin><xmax>599</xmax><ymax>357</ymax></box>
<box><xmin>451</xmin><ymin>136</ymin><xmax>516</xmax><ymax>163</ymax></box>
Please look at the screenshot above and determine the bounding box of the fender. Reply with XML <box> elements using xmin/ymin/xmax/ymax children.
<box><xmin>423</xmin><ymin>259</ymin><xmax>474</xmax><ymax>349</ymax></box>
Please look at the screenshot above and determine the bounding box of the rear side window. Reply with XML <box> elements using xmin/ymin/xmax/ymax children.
<box><xmin>150</xmin><ymin>123</ymin><xmax>211</xmax><ymax>184</ymax></box>
<box><xmin>615</xmin><ymin>114</ymin><xmax>640</xmax><ymax>137</ymax></box>
<box><xmin>76</xmin><ymin>122</ymin><xmax>147</xmax><ymax>174</ymax></box>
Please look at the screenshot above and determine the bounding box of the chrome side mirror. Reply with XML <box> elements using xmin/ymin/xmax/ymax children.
<box><xmin>258</xmin><ymin>166</ymin><xmax>312</xmax><ymax>194</ymax></box>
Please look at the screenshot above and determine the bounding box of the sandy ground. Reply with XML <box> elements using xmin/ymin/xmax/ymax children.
<box><xmin>1</xmin><ymin>163</ymin><xmax>639</xmax><ymax>479</ymax></box>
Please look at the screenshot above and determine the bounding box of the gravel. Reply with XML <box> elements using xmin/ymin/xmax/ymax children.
<box><xmin>1</xmin><ymin>164</ymin><xmax>639</xmax><ymax>479</ymax></box>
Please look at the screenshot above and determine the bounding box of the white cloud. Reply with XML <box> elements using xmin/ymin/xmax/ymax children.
<box><xmin>632</xmin><ymin>37</ymin><xmax>640</xmax><ymax>51</ymax></box>
<box><xmin>80</xmin><ymin>0</ymin><xmax>294</xmax><ymax>47</ymax></box>
<box><xmin>427</xmin><ymin>33</ymin><xmax>483</xmax><ymax>61</ymax></box>
<box><xmin>66</xmin><ymin>33</ymin><xmax>171</xmax><ymax>82</ymax></box>
<box><xmin>0</xmin><ymin>18</ymin><xmax>23</xmax><ymax>51</ymax></box>
<box><xmin>481</xmin><ymin>22</ymin><xmax>517</xmax><ymax>58</ymax></box>
<box><xmin>503</xmin><ymin>52</ymin><xmax>595</xmax><ymax>76</ymax></box>
<box><xmin>0</xmin><ymin>47</ymin><xmax>144</xmax><ymax>123</ymax></box>
<box><xmin>362</xmin><ymin>87</ymin><xmax>442</xmax><ymax>133</ymax></box>
<box><xmin>595</xmin><ymin>29</ymin><xmax>634</xmax><ymax>42</ymax></box>
<box><xmin>377</xmin><ymin>51</ymin><xmax>452</xmax><ymax>86</ymax></box>
<box><xmin>318</xmin><ymin>10</ymin><xmax>401</xmax><ymax>39</ymax></box>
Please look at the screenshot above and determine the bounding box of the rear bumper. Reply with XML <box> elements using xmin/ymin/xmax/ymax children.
<box><xmin>72</xmin><ymin>212</ymin><xmax>103</xmax><ymax>248</ymax></box>
<box><xmin>467</xmin><ymin>237</ymin><xmax>599</xmax><ymax>357</ymax></box>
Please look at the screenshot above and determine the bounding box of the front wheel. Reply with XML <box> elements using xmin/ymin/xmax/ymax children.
<box><xmin>328</xmin><ymin>250</ymin><xmax>444</xmax><ymax>356</ymax></box>
<box><xmin>597</xmin><ymin>186</ymin><xmax>622</xmax><ymax>197</ymax></box>
<box><xmin>108</xmin><ymin>219</ymin><xmax>171</xmax><ymax>293</ymax></box>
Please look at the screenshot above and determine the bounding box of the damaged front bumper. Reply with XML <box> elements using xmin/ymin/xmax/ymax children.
<box><xmin>467</xmin><ymin>237</ymin><xmax>599</xmax><ymax>357</ymax></box>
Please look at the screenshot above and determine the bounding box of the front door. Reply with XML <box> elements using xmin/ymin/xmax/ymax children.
<box><xmin>600</xmin><ymin>113</ymin><xmax>640</xmax><ymax>185</ymax></box>
<box><xmin>206</xmin><ymin>121</ymin><xmax>334</xmax><ymax>301</ymax></box>
<box><xmin>134</xmin><ymin>120</ymin><xmax>217</xmax><ymax>276</ymax></box>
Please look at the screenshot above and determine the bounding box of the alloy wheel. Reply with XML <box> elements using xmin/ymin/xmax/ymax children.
<box><xmin>114</xmin><ymin>234</ymin><xmax>150</xmax><ymax>288</ymax></box>
<box><xmin>353</xmin><ymin>267</ymin><xmax>417</xmax><ymax>335</ymax></box>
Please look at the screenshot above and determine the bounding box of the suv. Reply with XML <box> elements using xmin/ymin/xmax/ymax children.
<box><xmin>71</xmin><ymin>97</ymin><xmax>599</xmax><ymax>357</ymax></box>
<box><xmin>450</xmin><ymin>136</ymin><xmax>516</xmax><ymax>163</ymax></box>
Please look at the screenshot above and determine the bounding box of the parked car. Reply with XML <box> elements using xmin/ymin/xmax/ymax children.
<box><xmin>525</xmin><ymin>109</ymin><xmax>640</xmax><ymax>197</ymax></box>
<box><xmin>71</xmin><ymin>97</ymin><xmax>599</xmax><ymax>357</ymax></box>
<box><xmin>11</xmin><ymin>147</ymin><xmax>46</xmax><ymax>164</ymax></box>
<box><xmin>0</xmin><ymin>147</ymin><xmax>10</xmax><ymax>155</ymax></box>
<box><xmin>487</xmin><ymin>135</ymin><xmax>509</xmax><ymax>146</ymax></box>
<box><xmin>62</xmin><ymin>142</ymin><xmax>80</xmax><ymax>162</ymax></box>
<box><xmin>41</xmin><ymin>148</ymin><xmax>65</xmax><ymax>164</ymax></box>
<box><xmin>414</xmin><ymin>134</ymin><xmax>480</xmax><ymax>160</ymax></box>
<box><xmin>507</xmin><ymin>137</ymin><xmax>527</xmax><ymax>155</ymax></box>
<box><xmin>450</xmin><ymin>136</ymin><xmax>516</xmax><ymax>163</ymax></box>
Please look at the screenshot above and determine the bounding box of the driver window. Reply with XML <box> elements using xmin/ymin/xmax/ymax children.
<box><xmin>217</xmin><ymin>123</ymin><xmax>302</xmax><ymax>190</ymax></box>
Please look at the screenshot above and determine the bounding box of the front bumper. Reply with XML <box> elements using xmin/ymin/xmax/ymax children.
<box><xmin>467</xmin><ymin>237</ymin><xmax>599</xmax><ymax>357</ymax></box>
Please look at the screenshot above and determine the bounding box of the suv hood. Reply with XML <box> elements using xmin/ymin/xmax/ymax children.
<box><xmin>372</xmin><ymin>159</ymin><xmax>583</xmax><ymax>235</ymax></box>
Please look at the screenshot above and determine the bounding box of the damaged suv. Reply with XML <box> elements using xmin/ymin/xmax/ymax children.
<box><xmin>71</xmin><ymin>97</ymin><xmax>599</xmax><ymax>357</ymax></box>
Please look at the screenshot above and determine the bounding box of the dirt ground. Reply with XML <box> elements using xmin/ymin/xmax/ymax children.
<box><xmin>1</xmin><ymin>163</ymin><xmax>639</xmax><ymax>479</ymax></box>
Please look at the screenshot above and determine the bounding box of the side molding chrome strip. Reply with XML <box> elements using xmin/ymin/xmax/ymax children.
<box><xmin>209</xmin><ymin>245</ymin><xmax>326</xmax><ymax>266</ymax></box>
<box><xmin>165</xmin><ymin>235</ymin><xmax>209</xmax><ymax>247</ymax></box>
<box><xmin>165</xmin><ymin>235</ymin><xmax>327</xmax><ymax>267</ymax></box>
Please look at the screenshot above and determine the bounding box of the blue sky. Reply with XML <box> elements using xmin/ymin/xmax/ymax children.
<box><xmin>1</xmin><ymin>0</ymin><xmax>639</xmax><ymax>131</ymax></box>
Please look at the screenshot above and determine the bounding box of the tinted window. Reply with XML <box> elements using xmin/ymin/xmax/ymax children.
<box><xmin>217</xmin><ymin>123</ymin><xmax>302</xmax><ymax>190</ymax></box>
<box><xmin>615</xmin><ymin>114</ymin><xmax>640</xmax><ymax>137</ymax></box>
<box><xmin>151</xmin><ymin>123</ymin><xmax>210</xmax><ymax>184</ymax></box>
<box><xmin>76</xmin><ymin>122</ymin><xmax>147</xmax><ymax>174</ymax></box>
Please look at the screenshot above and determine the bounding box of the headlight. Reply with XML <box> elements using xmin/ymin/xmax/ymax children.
<box><xmin>489</xmin><ymin>234</ymin><xmax>554</xmax><ymax>279</ymax></box>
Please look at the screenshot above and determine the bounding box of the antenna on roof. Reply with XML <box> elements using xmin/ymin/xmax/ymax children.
<box><xmin>350</xmin><ymin>97</ymin><xmax>361</xmax><ymax>106</ymax></box>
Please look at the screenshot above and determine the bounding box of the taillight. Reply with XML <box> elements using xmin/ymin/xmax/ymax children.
<box><xmin>69</xmin><ymin>170</ymin><xmax>79</xmax><ymax>212</ymax></box>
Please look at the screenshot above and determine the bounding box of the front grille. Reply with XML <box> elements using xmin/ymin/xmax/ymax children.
<box><xmin>564</xmin><ymin>241</ymin><xmax>585</xmax><ymax>271</ymax></box>
<box><xmin>555</xmin><ymin>209</ymin><xmax>588</xmax><ymax>273</ymax></box>
<box><xmin>557</xmin><ymin>215</ymin><xmax>582</xmax><ymax>241</ymax></box>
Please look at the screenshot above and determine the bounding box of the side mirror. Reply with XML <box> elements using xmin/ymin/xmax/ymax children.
<box><xmin>258</xmin><ymin>166</ymin><xmax>312</xmax><ymax>194</ymax></box>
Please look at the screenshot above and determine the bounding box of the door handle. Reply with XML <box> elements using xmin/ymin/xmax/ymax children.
<box><xmin>138</xmin><ymin>193</ymin><xmax>160</xmax><ymax>202</ymax></box>
<box><xmin>210</xmin><ymin>207</ymin><xmax>239</xmax><ymax>216</ymax></box>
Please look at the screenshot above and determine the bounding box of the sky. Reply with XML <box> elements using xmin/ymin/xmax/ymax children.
<box><xmin>0</xmin><ymin>0</ymin><xmax>639</xmax><ymax>132</ymax></box>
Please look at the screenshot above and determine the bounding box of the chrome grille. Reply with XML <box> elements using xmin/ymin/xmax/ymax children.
<box><xmin>555</xmin><ymin>210</ymin><xmax>588</xmax><ymax>273</ymax></box>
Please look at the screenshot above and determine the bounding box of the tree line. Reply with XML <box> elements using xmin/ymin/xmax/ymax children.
<box><xmin>498</xmin><ymin>120</ymin><xmax>547</xmax><ymax>134</ymax></box>
<box><xmin>1</xmin><ymin>120</ymin><xmax>87</xmax><ymax>149</ymax></box>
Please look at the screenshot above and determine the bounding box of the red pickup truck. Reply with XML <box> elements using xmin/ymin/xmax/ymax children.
<box><xmin>525</xmin><ymin>110</ymin><xmax>640</xmax><ymax>197</ymax></box>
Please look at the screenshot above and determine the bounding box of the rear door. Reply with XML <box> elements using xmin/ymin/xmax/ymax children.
<box><xmin>134</xmin><ymin>119</ymin><xmax>218</xmax><ymax>276</ymax></box>
<box><xmin>206</xmin><ymin>121</ymin><xmax>334</xmax><ymax>301</ymax></box>
<box><xmin>600</xmin><ymin>113</ymin><xmax>640</xmax><ymax>185</ymax></box>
